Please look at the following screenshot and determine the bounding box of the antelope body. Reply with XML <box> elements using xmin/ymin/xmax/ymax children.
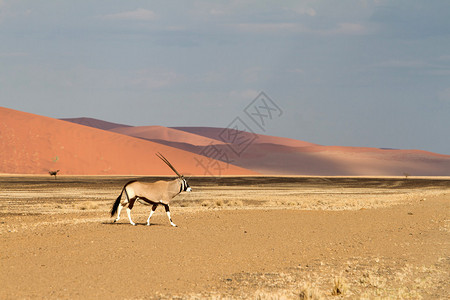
<box><xmin>110</xmin><ymin>153</ymin><xmax>191</xmax><ymax>226</ymax></box>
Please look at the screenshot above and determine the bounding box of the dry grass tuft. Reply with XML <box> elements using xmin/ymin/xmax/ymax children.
<box><xmin>298</xmin><ymin>283</ymin><xmax>322</xmax><ymax>299</ymax></box>
<box><xmin>254</xmin><ymin>290</ymin><xmax>290</xmax><ymax>300</ymax></box>
<box><xmin>331</xmin><ymin>276</ymin><xmax>346</xmax><ymax>296</ymax></box>
<box><xmin>200</xmin><ymin>199</ymin><xmax>244</xmax><ymax>208</ymax></box>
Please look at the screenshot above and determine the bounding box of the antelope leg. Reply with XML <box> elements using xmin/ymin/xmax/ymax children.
<box><xmin>115</xmin><ymin>202</ymin><xmax>126</xmax><ymax>223</ymax></box>
<box><xmin>126</xmin><ymin>208</ymin><xmax>136</xmax><ymax>226</ymax></box>
<box><xmin>146</xmin><ymin>204</ymin><xmax>158</xmax><ymax>226</ymax></box>
<box><xmin>164</xmin><ymin>204</ymin><xmax>177</xmax><ymax>227</ymax></box>
<box><xmin>114</xmin><ymin>203</ymin><xmax>122</xmax><ymax>222</ymax></box>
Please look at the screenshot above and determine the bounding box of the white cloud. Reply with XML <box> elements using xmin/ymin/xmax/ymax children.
<box><xmin>377</xmin><ymin>60</ymin><xmax>428</xmax><ymax>68</ymax></box>
<box><xmin>242</xmin><ymin>67</ymin><xmax>264</xmax><ymax>83</ymax></box>
<box><xmin>292</xmin><ymin>6</ymin><xmax>317</xmax><ymax>17</ymax></box>
<box><xmin>233</xmin><ymin>22</ymin><xmax>305</xmax><ymax>34</ymax></box>
<box><xmin>166</xmin><ymin>25</ymin><xmax>187</xmax><ymax>32</ymax></box>
<box><xmin>426</xmin><ymin>69</ymin><xmax>450</xmax><ymax>76</ymax></box>
<box><xmin>288</xmin><ymin>68</ymin><xmax>305</xmax><ymax>74</ymax></box>
<box><xmin>233</xmin><ymin>22</ymin><xmax>368</xmax><ymax>36</ymax></box>
<box><xmin>229</xmin><ymin>89</ymin><xmax>259</xmax><ymax>101</ymax></box>
<box><xmin>0</xmin><ymin>52</ymin><xmax>28</xmax><ymax>57</ymax></box>
<box><xmin>201</xmin><ymin>70</ymin><xmax>226</xmax><ymax>83</ymax></box>
<box><xmin>102</xmin><ymin>8</ymin><xmax>157</xmax><ymax>21</ymax></box>
<box><xmin>327</xmin><ymin>23</ymin><xmax>367</xmax><ymax>35</ymax></box>
<box><xmin>209</xmin><ymin>8</ymin><xmax>227</xmax><ymax>16</ymax></box>
<box><xmin>372</xmin><ymin>59</ymin><xmax>450</xmax><ymax>77</ymax></box>
<box><xmin>131</xmin><ymin>70</ymin><xmax>180</xmax><ymax>90</ymax></box>
<box><xmin>437</xmin><ymin>55</ymin><xmax>450</xmax><ymax>62</ymax></box>
<box><xmin>438</xmin><ymin>88</ymin><xmax>450</xmax><ymax>104</ymax></box>
<box><xmin>0</xmin><ymin>1</ymin><xmax>31</xmax><ymax>21</ymax></box>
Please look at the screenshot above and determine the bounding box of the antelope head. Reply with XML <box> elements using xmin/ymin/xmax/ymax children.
<box><xmin>156</xmin><ymin>152</ymin><xmax>192</xmax><ymax>192</ymax></box>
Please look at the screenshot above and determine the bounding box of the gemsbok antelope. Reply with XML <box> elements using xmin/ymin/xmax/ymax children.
<box><xmin>110</xmin><ymin>153</ymin><xmax>191</xmax><ymax>226</ymax></box>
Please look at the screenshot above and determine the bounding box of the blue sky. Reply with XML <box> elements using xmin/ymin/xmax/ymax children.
<box><xmin>1</xmin><ymin>1</ymin><xmax>449</xmax><ymax>154</ymax></box>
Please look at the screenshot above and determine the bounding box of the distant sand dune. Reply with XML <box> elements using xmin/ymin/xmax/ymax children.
<box><xmin>110</xmin><ymin>125</ymin><xmax>226</xmax><ymax>146</ymax></box>
<box><xmin>0</xmin><ymin>107</ymin><xmax>255</xmax><ymax>175</ymax></box>
<box><xmin>61</xmin><ymin>117</ymin><xmax>130</xmax><ymax>130</ymax></box>
<box><xmin>2</xmin><ymin>108</ymin><xmax>449</xmax><ymax>175</ymax></box>
<box><xmin>114</xmin><ymin>124</ymin><xmax>450</xmax><ymax>176</ymax></box>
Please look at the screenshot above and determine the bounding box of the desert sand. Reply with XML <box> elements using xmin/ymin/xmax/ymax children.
<box><xmin>1</xmin><ymin>176</ymin><xmax>448</xmax><ymax>299</ymax></box>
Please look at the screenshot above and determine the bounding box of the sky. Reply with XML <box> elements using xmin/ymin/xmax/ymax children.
<box><xmin>1</xmin><ymin>0</ymin><xmax>450</xmax><ymax>155</ymax></box>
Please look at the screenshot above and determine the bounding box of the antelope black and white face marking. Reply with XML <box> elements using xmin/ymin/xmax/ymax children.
<box><xmin>181</xmin><ymin>177</ymin><xmax>192</xmax><ymax>192</ymax></box>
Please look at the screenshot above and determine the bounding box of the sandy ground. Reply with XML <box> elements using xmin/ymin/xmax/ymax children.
<box><xmin>0</xmin><ymin>176</ymin><xmax>449</xmax><ymax>299</ymax></box>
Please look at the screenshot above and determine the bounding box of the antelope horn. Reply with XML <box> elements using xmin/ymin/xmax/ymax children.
<box><xmin>156</xmin><ymin>152</ymin><xmax>182</xmax><ymax>178</ymax></box>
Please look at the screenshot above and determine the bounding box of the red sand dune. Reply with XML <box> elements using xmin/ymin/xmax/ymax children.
<box><xmin>160</xmin><ymin>127</ymin><xmax>450</xmax><ymax>176</ymax></box>
<box><xmin>110</xmin><ymin>126</ymin><xmax>226</xmax><ymax>146</ymax></box>
<box><xmin>63</xmin><ymin>118</ymin><xmax>450</xmax><ymax>176</ymax></box>
<box><xmin>233</xmin><ymin>144</ymin><xmax>450</xmax><ymax>176</ymax></box>
<box><xmin>172</xmin><ymin>126</ymin><xmax>317</xmax><ymax>148</ymax></box>
<box><xmin>61</xmin><ymin>117</ymin><xmax>130</xmax><ymax>130</ymax></box>
<box><xmin>0</xmin><ymin>107</ymin><xmax>256</xmax><ymax>175</ymax></box>
<box><xmin>136</xmin><ymin>141</ymin><xmax>449</xmax><ymax>176</ymax></box>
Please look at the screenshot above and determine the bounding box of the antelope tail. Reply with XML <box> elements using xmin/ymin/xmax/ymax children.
<box><xmin>111</xmin><ymin>180</ymin><xmax>136</xmax><ymax>217</ymax></box>
<box><xmin>110</xmin><ymin>188</ymin><xmax>124</xmax><ymax>217</ymax></box>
